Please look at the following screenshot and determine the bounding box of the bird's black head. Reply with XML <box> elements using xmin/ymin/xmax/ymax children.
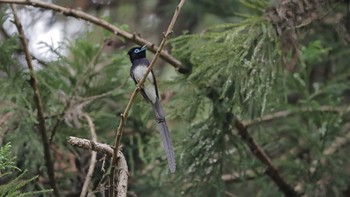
<box><xmin>127</xmin><ymin>45</ymin><xmax>147</xmax><ymax>63</ymax></box>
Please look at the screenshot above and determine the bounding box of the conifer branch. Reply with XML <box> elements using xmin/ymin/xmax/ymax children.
<box><xmin>0</xmin><ymin>0</ymin><xmax>189</xmax><ymax>74</ymax></box>
<box><xmin>234</xmin><ymin>119</ymin><xmax>300</xmax><ymax>197</ymax></box>
<box><xmin>80</xmin><ymin>113</ymin><xmax>97</xmax><ymax>197</ymax></box>
<box><xmin>243</xmin><ymin>105</ymin><xmax>350</xmax><ymax>127</ymax></box>
<box><xmin>109</xmin><ymin>0</ymin><xmax>186</xmax><ymax>195</ymax></box>
<box><xmin>10</xmin><ymin>4</ymin><xmax>60</xmax><ymax>197</ymax></box>
<box><xmin>49</xmin><ymin>44</ymin><xmax>104</xmax><ymax>142</ymax></box>
<box><xmin>225</xmin><ymin>120</ymin><xmax>350</xmax><ymax>184</ymax></box>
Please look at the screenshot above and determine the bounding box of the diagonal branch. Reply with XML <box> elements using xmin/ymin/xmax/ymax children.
<box><xmin>109</xmin><ymin>0</ymin><xmax>187</xmax><ymax>195</ymax></box>
<box><xmin>10</xmin><ymin>4</ymin><xmax>60</xmax><ymax>197</ymax></box>
<box><xmin>234</xmin><ymin>119</ymin><xmax>300</xmax><ymax>197</ymax></box>
<box><xmin>0</xmin><ymin>0</ymin><xmax>190</xmax><ymax>74</ymax></box>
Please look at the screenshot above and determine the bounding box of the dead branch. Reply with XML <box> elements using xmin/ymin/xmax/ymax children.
<box><xmin>67</xmin><ymin>136</ymin><xmax>128</xmax><ymax>197</ymax></box>
<box><xmin>68</xmin><ymin>136</ymin><xmax>113</xmax><ymax>155</ymax></box>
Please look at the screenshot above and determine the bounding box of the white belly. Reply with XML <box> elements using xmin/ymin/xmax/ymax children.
<box><xmin>133</xmin><ymin>65</ymin><xmax>157</xmax><ymax>103</ymax></box>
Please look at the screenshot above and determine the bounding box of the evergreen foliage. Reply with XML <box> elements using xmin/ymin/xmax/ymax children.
<box><xmin>168</xmin><ymin>14</ymin><xmax>280</xmax><ymax>196</ymax></box>
<box><xmin>0</xmin><ymin>0</ymin><xmax>350</xmax><ymax>196</ymax></box>
<box><xmin>0</xmin><ymin>143</ymin><xmax>51</xmax><ymax>196</ymax></box>
<box><xmin>171</xmin><ymin>17</ymin><xmax>278</xmax><ymax>118</ymax></box>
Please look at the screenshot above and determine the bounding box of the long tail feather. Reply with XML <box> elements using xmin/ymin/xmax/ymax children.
<box><xmin>152</xmin><ymin>99</ymin><xmax>176</xmax><ymax>173</ymax></box>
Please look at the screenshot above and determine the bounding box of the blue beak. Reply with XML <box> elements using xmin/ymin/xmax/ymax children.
<box><xmin>139</xmin><ymin>45</ymin><xmax>147</xmax><ymax>52</ymax></box>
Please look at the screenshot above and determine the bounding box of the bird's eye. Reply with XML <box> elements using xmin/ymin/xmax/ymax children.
<box><xmin>134</xmin><ymin>49</ymin><xmax>140</xmax><ymax>53</ymax></box>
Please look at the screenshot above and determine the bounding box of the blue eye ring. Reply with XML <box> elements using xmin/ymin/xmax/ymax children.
<box><xmin>134</xmin><ymin>49</ymin><xmax>140</xmax><ymax>53</ymax></box>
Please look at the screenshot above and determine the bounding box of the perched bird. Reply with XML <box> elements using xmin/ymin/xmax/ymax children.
<box><xmin>127</xmin><ymin>45</ymin><xmax>176</xmax><ymax>173</ymax></box>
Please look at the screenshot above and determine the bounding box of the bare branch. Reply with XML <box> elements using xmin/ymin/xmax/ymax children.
<box><xmin>323</xmin><ymin>128</ymin><xmax>350</xmax><ymax>156</ymax></box>
<box><xmin>68</xmin><ymin>136</ymin><xmax>113</xmax><ymax>155</ymax></box>
<box><xmin>0</xmin><ymin>0</ymin><xmax>189</xmax><ymax>74</ymax></box>
<box><xmin>67</xmin><ymin>136</ymin><xmax>128</xmax><ymax>197</ymax></box>
<box><xmin>80</xmin><ymin>113</ymin><xmax>97</xmax><ymax>197</ymax></box>
<box><xmin>10</xmin><ymin>4</ymin><xmax>60</xmax><ymax>197</ymax></box>
<box><xmin>225</xmin><ymin>121</ymin><xmax>350</xmax><ymax>185</ymax></box>
<box><xmin>234</xmin><ymin>119</ymin><xmax>300</xmax><ymax>197</ymax></box>
<box><xmin>221</xmin><ymin>168</ymin><xmax>264</xmax><ymax>182</ymax></box>
<box><xmin>114</xmin><ymin>149</ymin><xmax>128</xmax><ymax>197</ymax></box>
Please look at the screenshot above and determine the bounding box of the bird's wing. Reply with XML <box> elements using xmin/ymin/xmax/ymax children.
<box><xmin>151</xmin><ymin>70</ymin><xmax>160</xmax><ymax>99</ymax></box>
<box><xmin>130</xmin><ymin>66</ymin><xmax>152</xmax><ymax>103</ymax></box>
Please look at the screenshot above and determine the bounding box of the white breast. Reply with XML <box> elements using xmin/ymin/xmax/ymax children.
<box><xmin>133</xmin><ymin>65</ymin><xmax>157</xmax><ymax>104</ymax></box>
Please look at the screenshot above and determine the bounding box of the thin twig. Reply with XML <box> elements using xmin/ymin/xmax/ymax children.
<box><xmin>224</xmin><ymin>191</ymin><xmax>238</xmax><ymax>197</ymax></box>
<box><xmin>44</xmin><ymin>86</ymin><xmax>122</xmax><ymax>120</ymax></box>
<box><xmin>323</xmin><ymin>128</ymin><xmax>350</xmax><ymax>156</ymax></box>
<box><xmin>109</xmin><ymin>0</ymin><xmax>186</xmax><ymax>195</ymax></box>
<box><xmin>295</xmin><ymin>123</ymin><xmax>350</xmax><ymax>194</ymax></box>
<box><xmin>0</xmin><ymin>0</ymin><xmax>189</xmax><ymax>74</ymax></box>
<box><xmin>234</xmin><ymin>119</ymin><xmax>299</xmax><ymax>197</ymax></box>
<box><xmin>31</xmin><ymin>55</ymin><xmax>50</xmax><ymax>67</ymax></box>
<box><xmin>243</xmin><ymin>106</ymin><xmax>350</xmax><ymax>127</ymax></box>
<box><xmin>80</xmin><ymin>113</ymin><xmax>97</xmax><ymax>197</ymax></box>
<box><xmin>221</xmin><ymin>168</ymin><xmax>264</xmax><ymax>182</ymax></box>
<box><xmin>10</xmin><ymin>4</ymin><xmax>60</xmax><ymax>197</ymax></box>
<box><xmin>50</xmin><ymin>44</ymin><xmax>104</xmax><ymax>142</ymax></box>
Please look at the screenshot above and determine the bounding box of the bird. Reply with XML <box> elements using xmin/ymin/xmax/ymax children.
<box><xmin>127</xmin><ymin>45</ymin><xmax>176</xmax><ymax>173</ymax></box>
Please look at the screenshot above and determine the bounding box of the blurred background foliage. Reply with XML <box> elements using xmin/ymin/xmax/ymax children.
<box><xmin>1</xmin><ymin>0</ymin><xmax>350</xmax><ymax>196</ymax></box>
